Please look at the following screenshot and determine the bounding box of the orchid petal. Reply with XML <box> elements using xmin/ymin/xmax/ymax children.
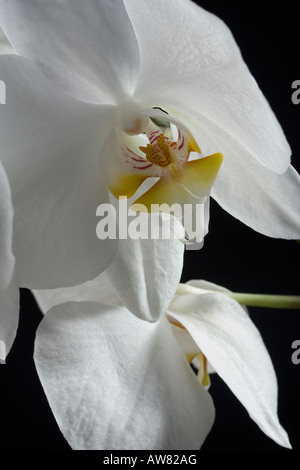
<box><xmin>212</xmin><ymin>160</ymin><xmax>300</xmax><ymax>240</ymax></box>
<box><xmin>0</xmin><ymin>275</ymin><xmax>19</xmax><ymax>360</ymax></box>
<box><xmin>0</xmin><ymin>0</ymin><xmax>140</xmax><ymax>103</ymax></box>
<box><xmin>0</xmin><ymin>162</ymin><xmax>14</xmax><ymax>290</ymax></box>
<box><xmin>34</xmin><ymin>301</ymin><xmax>215</xmax><ymax>450</ymax></box>
<box><xmin>126</xmin><ymin>0</ymin><xmax>290</xmax><ymax>173</ymax></box>
<box><xmin>107</xmin><ymin>210</ymin><xmax>184</xmax><ymax>322</ymax></box>
<box><xmin>35</xmin><ymin>184</ymin><xmax>185</xmax><ymax>322</ymax></box>
<box><xmin>185</xmin><ymin>279</ymin><xmax>233</xmax><ymax>294</ymax></box>
<box><xmin>168</xmin><ymin>293</ymin><xmax>291</xmax><ymax>448</ymax></box>
<box><xmin>0</xmin><ymin>27</ymin><xmax>14</xmax><ymax>54</ymax></box>
<box><xmin>169</xmin><ymin>323</ymin><xmax>201</xmax><ymax>362</ymax></box>
<box><xmin>171</xmin><ymin>109</ymin><xmax>300</xmax><ymax>238</ymax></box>
<box><xmin>33</xmin><ymin>272</ymin><xmax>122</xmax><ymax>314</ymax></box>
<box><xmin>104</xmin><ymin>192</ymin><xmax>184</xmax><ymax>322</ymax></box>
<box><xmin>33</xmin><ymin>274</ymin><xmax>202</xmax><ymax>364</ymax></box>
<box><xmin>0</xmin><ymin>162</ymin><xmax>19</xmax><ymax>359</ymax></box>
<box><xmin>0</xmin><ymin>55</ymin><xmax>118</xmax><ymax>288</ymax></box>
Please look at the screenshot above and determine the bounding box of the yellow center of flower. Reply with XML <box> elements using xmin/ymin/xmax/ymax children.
<box><xmin>139</xmin><ymin>134</ymin><xmax>174</xmax><ymax>168</ymax></box>
<box><xmin>108</xmin><ymin>107</ymin><xmax>223</xmax><ymax>214</ymax></box>
<box><xmin>196</xmin><ymin>352</ymin><xmax>211</xmax><ymax>388</ymax></box>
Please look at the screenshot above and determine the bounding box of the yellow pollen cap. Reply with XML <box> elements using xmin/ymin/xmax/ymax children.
<box><xmin>140</xmin><ymin>134</ymin><xmax>173</xmax><ymax>168</ymax></box>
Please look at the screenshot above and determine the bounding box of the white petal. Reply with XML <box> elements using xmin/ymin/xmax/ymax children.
<box><xmin>168</xmin><ymin>293</ymin><xmax>291</xmax><ymax>448</ymax></box>
<box><xmin>34</xmin><ymin>194</ymin><xmax>184</xmax><ymax>322</ymax></box>
<box><xmin>34</xmin><ymin>301</ymin><xmax>215</xmax><ymax>450</ymax></box>
<box><xmin>0</xmin><ymin>274</ymin><xmax>19</xmax><ymax>360</ymax></box>
<box><xmin>212</xmin><ymin>161</ymin><xmax>300</xmax><ymax>240</ymax></box>
<box><xmin>169</xmin><ymin>323</ymin><xmax>200</xmax><ymax>359</ymax></box>
<box><xmin>186</xmin><ymin>279</ymin><xmax>232</xmax><ymax>294</ymax></box>
<box><xmin>0</xmin><ymin>163</ymin><xmax>19</xmax><ymax>358</ymax></box>
<box><xmin>170</xmin><ymin>323</ymin><xmax>215</xmax><ymax>376</ymax></box>
<box><xmin>0</xmin><ymin>162</ymin><xmax>14</xmax><ymax>290</ymax></box>
<box><xmin>171</xmin><ymin>109</ymin><xmax>300</xmax><ymax>239</ymax></box>
<box><xmin>107</xmin><ymin>207</ymin><xmax>184</xmax><ymax>322</ymax></box>
<box><xmin>0</xmin><ymin>0</ymin><xmax>140</xmax><ymax>103</ymax></box>
<box><xmin>0</xmin><ymin>27</ymin><xmax>14</xmax><ymax>54</ymax></box>
<box><xmin>126</xmin><ymin>0</ymin><xmax>290</xmax><ymax>173</ymax></box>
<box><xmin>33</xmin><ymin>272</ymin><xmax>122</xmax><ymax>314</ymax></box>
<box><xmin>0</xmin><ymin>55</ymin><xmax>117</xmax><ymax>288</ymax></box>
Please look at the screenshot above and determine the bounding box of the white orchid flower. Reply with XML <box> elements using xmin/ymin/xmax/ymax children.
<box><xmin>0</xmin><ymin>0</ymin><xmax>299</xmax><ymax>299</ymax></box>
<box><xmin>0</xmin><ymin>161</ymin><xmax>19</xmax><ymax>363</ymax></box>
<box><xmin>32</xmin><ymin>274</ymin><xmax>291</xmax><ymax>450</ymax></box>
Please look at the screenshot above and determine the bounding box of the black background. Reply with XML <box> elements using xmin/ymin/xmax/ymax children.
<box><xmin>0</xmin><ymin>0</ymin><xmax>300</xmax><ymax>452</ymax></box>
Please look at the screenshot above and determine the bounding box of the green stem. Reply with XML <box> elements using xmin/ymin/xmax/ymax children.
<box><xmin>177</xmin><ymin>284</ymin><xmax>300</xmax><ymax>309</ymax></box>
<box><xmin>228</xmin><ymin>293</ymin><xmax>300</xmax><ymax>309</ymax></box>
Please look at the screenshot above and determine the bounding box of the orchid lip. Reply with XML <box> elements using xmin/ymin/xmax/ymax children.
<box><xmin>107</xmin><ymin>104</ymin><xmax>223</xmax><ymax>225</ymax></box>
